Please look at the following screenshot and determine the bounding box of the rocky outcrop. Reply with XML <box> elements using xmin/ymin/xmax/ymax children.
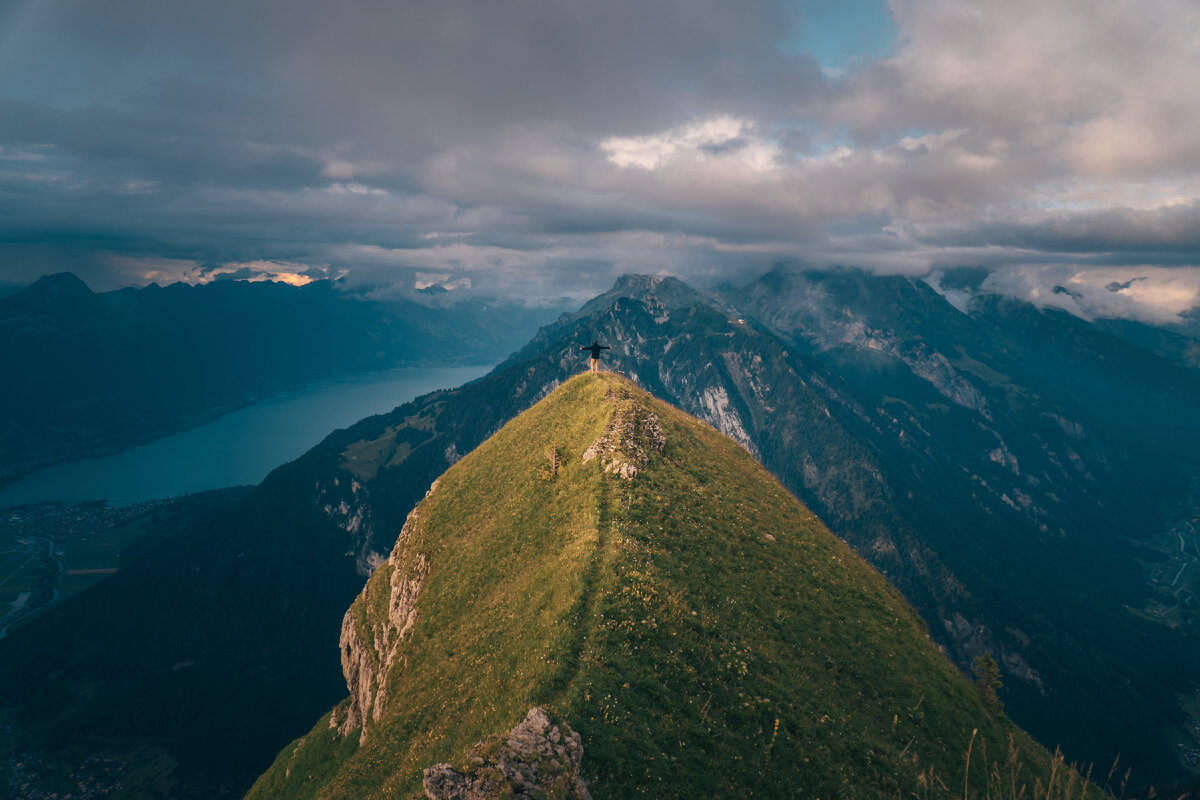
<box><xmin>316</xmin><ymin>475</ymin><xmax>384</xmax><ymax>576</ymax></box>
<box><xmin>697</xmin><ymin>383</ymin><xmax>754</xmax><ymax>453</ymax></box>
<box><xmin>335</xmin><ymin>487</ymin><xmax>435</xmax><ymax>740</ymax></box>
<box><xmin>336</xmin><ymin>607</ymin><xmax>377</xmax><ymax>738</ymax></box>
<box><xmin>422</xmin><ymin>708</ymin><xmax>591</xmax><ymax>800</ymax></box>
<box><xmin>582</xmin><ymin>387</ymin><xmax>665</xmax><ymax>479</ymax></box>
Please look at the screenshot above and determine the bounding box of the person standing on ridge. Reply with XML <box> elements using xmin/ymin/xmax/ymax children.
<box><xmin>581</xmin><ymin>340</ymin><xmax>611</xmax><ymax>373</ymax></box>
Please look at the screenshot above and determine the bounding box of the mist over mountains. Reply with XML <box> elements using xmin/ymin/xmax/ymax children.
<box><xmin>1</xmin><ymin>267</ymin><xmax>1198</xmax><ymax>798</ymax></box>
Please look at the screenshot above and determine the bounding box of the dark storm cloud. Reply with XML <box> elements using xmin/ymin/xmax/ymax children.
<box><xmin>926</xmin><ymin>205</ymin><xmax>1200</xmax><ymax>259</ymax></box>
<box><xmin>0</xmin><ymin>0</ymin><xmax>831</xmax><ymax>293</ymax></box>
<box><xmin>1</xmin><ymin>0</ymin><xmax>1198</xmax><ymax>317</ymax></box>
<box><xmin>1</xmin><ymin>0</ymin><xmax>821</xmax><ymax>150</ymax></box>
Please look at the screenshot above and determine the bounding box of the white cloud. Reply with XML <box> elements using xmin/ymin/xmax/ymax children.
<box><xmin>923</xmin><ymin>269</ymin><xmax>974</xmax><ymax>313</ymax></box>
<box><xmin>600</xmin><ymin>115</ymin><xmax>778</xmax><ymax>172</ymax></box>
<box><xmin>897</xmin><ymin>128</ymin><xmax>965</xmax><ymax>153</ymax></box>
<box><xmin>105</xmin><ymin>257</ymin><xmax>338</xmax><ymax>288</ymax></box>
<box><xmin>105</xmin><ymin>254</ymin><xmax>202</xmax><ymax>285</ymax></box>
<box><xmin>320</xmin><ymin>157</ymin><xmax>394</xmax><ymax>181</ymax></box>
<box><xmin>119</xmin><ymin>179</ymin><xmax>158</xmax><ymax>194</ymax></box>
<box><xmin>981</xmin><ymin>265</ymin><xmax>1200</xmax><ymax>325</ymax></box>
<box><xmin>328</xmin><ymin>182</ymin><xmax>387</xmax><ymax>196</ymax></box>
<box><xmin>0</xmin><ymin>145</ymin><xmax>50</xmax><ymax>162</ymax></box>
<box><xmin>203</xmin><ymin>260</ymin><xmax>328</xmax><ymax>286</ymax></box>
<box><xmin>414</xmin><ymin>272</ymin><xmax>470</xmax><ymax>291</ymax></box>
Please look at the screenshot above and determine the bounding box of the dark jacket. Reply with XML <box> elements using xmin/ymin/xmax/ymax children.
<box><xmin>581</xmin><ymin>342</ymin><xmax>611</xmax><ymax>359</ymax></box>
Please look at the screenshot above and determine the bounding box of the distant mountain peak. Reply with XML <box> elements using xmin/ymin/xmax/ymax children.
<box><xmin>604</xmin><ymin>273</ymin><xmax>702</xmax><ymax>302</ymax></box>
<box><xmin>573</xmin><ymin>273</ymin><xmax>722</xmax><ymax>320</ymax></box>
<box><xmin>2</xmin><ymin>271</ymin><xmax>97</xmax><ymax>315</ymax></box>
<box><xmin>23</xmin><ymin>271</ymin><xmax>94</xmax><ymax>297</ymax></box>
<box><xmin>609</xmin><ymin>273</ymin><xmax>678</xmax><ymax>292</ymax></box>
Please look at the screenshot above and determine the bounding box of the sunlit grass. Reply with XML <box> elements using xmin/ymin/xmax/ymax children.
<box><xmin>248</xmin><ymin>373</ymin><xmax>1103</xmax><ymax>800</ymax></box>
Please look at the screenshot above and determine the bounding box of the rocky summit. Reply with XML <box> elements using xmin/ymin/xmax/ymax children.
<box><xmin>246</xmin><ymin>372</ymin><xmax>1084</xmax><ymax>800</ymax></box>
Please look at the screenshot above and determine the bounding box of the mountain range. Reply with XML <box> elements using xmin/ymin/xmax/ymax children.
<box><xmin>1</xmin><ymin>267</ymin><xmax>1197</xmax><ymax>797</ymax></box>
<box><xmin>0</xmin><ymin>272</ymin><xmax>555</xmax><ymax>486</ymax></box>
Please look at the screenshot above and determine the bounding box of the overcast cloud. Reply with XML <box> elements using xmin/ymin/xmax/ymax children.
<box><xmin>1</xmin><ymin>0</ymin><xmax>1198</xmax><ymax>321</ymax></box>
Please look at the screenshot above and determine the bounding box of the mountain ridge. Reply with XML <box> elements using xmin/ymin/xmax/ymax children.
<box><xmin>2</xmin><ymin>269</ymin><xmax>1197</xmax><ymax>797</ymax></box>
<box><xmin>248</xmin><ymin>372</ymin><xmax>1072</xmax><ymax>800</ymax></box>
<box><xmin>301</xmin><ymin>270</ymin><xmax>1200</xmax><ymax>784</ymax></box>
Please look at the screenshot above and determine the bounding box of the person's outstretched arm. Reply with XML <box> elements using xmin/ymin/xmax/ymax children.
<box><xmin>601</xmin><ymin>345</ymin><xmax>611</xmax><ymax>350</ymax></box>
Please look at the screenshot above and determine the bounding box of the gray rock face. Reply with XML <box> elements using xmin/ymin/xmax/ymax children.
<box><xmin>422</xmin><ymin>707</ymin><xmax>591</xmax><ymax>800</ymax></box>
<box><xmin>316</xmin><ymin>476</ymin><xmax>382</xmax><ymax>576</ymax></box>
<box><xmin>336</xmin><ymin>604</ymin><xmax>377</xmax><ymax>738</ymax></box>
<box><xmin>334</xmin><ymin>495</ymin><xmax>433</xmax><ymax>741</ymax></box>
<box><xmin>581</xmin><ymin>386</ymin><xmax>665</xmax><ymax>479</ymax></box>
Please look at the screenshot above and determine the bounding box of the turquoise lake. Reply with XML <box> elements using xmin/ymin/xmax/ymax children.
<box><xmin>0</xmin><ymin>364</ymin><xmax>491</xmax><ymax>508</ymax></box>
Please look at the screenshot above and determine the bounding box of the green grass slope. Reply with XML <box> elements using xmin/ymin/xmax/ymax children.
<box><xmin>247</xmin><ymin>373</ymin><xmax>1085</xmax><ymax>800</ymax></box>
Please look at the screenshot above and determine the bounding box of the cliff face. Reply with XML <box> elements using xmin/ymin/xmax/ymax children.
<box><xmin>335</xmin><ymin>489</ymin><xmax>434</xmax><ymax>740</ymax></box>
<box><xmin>248</xmin><ymin>373</ymin><xmax>1068</xmax><ymax>800</ymax></box>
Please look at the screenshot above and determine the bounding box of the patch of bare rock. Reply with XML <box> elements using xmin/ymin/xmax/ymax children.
<box><xmin>422</xmin><ymin>707</ymin><xmax>591</xmax><ymax>800</ymax></box>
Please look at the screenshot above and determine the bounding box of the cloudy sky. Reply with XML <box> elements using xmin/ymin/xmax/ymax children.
<box><xmin>1</xmin><ymin>0</ymin><xmax>1199</xmax><ymax>320</ymax></box>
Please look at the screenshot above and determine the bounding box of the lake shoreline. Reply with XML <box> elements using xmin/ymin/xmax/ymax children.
<box><xmin>0</xmin><ymin>360</ymin><xmax>498</xmax><ymax>491</ymax></box>
<box><xmin>0</xmin><ymin>363</ymin><xmax>493</xmax><ymax>509</ymax></box>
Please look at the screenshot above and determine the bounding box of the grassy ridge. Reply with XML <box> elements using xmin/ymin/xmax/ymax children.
<box><xmin>249</xmin><ymin>374</ymin><xmax>615</xmax><ymax>799</ymax></box>
<box><xmin>247</xmin><ymin>373</ymin><xmax>1083</xmax><ymax>799</ymax></box>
